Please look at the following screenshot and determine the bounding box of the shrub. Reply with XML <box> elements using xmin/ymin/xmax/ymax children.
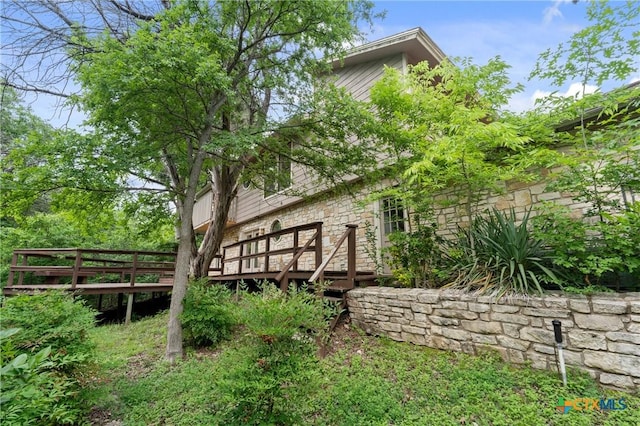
<box><xmin>0</xmin><ymin>291</ymin><xmax>96</xmax><ymax>371</ymax></box>
<box><xmin>212</xmin><ymin>283</ymin><xmax>331</xmax><ymax>425</ymax></box>
<box><xmin>533</xmin><ymin>202</ymin><xmax>640</xmax><ymax>290</ymax></box>
<box><xmin>386</xmin><ymin>221</ymin><xmax>448</xmax><ymax>288</ymax></box>
<box><xmin>447</xmin><ymin>208</ymin><xmax>558</xmax><ymax>296</ymax></box>
<box><xmin>181</xmin><ymin>279</ymin><xmax>237</xmax><ymax>347</ymax></box>
<box><xmin>0</xmin><ymin>328</ymin><xmax>84</xmax><ymax>426</ymax></box>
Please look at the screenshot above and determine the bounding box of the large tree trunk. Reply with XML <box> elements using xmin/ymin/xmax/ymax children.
<box><xmin>165</xmin><ymin>151</ymin><xmax>206</xmax><ymax>364</ymax></box>
<box><xmin>165</xmin><ymin>208</ymin><xmax>195</xmax><ymax>363</ymax></box>
<box><xmin>190</xmin><ymin>165</ymin><xmax>242</xmax><ymax>278</ymax></box>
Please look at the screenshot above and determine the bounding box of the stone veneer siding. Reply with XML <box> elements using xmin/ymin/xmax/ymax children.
<box><xmin>221</xmin><ymin>186</ymin><xmax>378</xmax><ymax>273</ymax></box>
<box><xmin>432</xmin><ymin>178</ymin><xmax>592</xmax><ymax>240</ymax></box>
<box><xmin>221</xmin><ymin>174</ymin><xmax>602</xmax><ymax>274</ymax></box>
<box><xmin>347</xmin><ymin>287</ymin><xmax>640</xmax><ymax>390</ymax></box>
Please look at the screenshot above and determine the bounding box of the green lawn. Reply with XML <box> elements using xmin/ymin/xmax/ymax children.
<box><xmin>83</xmin><ymin>312</ymin><xmax>639</xmax><ymax>425</ymax></box>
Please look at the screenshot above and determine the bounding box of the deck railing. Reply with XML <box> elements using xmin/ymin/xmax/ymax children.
<box><xmin>221</xmin><ymin>222</ymin><xmax>323</xmax><ymax>287</ymax></box>
<box><xmin>6</xmin><ymin>222</ymin><xmax>363</xmax><ymax>295</ymax></box>
<box><xmin>6</xmin><ymin>248</ymin><xmax>177</xmax><ymax>290</ymax></box>
<box><xmin>309</xmin><ymin>224</ymin><xmax>357</xmax><ymax>289</ymax></box>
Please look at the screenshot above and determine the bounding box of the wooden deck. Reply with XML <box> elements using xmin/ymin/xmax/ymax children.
<box><xmin>2</xmin><ymin>282</ymin><xmax>177</xmax><ymax>296</ymax></box>
<box><xmin>3</xmin><ymin>223</ymin><xmax>380</xmax><ymax>300</ymax></box>
<box><xmin>4</xmin><ymin>248</ymin><xmax>178</xmax><ymax>296</ymax></box>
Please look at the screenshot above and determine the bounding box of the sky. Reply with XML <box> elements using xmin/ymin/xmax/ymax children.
<box><xmin>22</xmin><ymin>0</ymin><xmax>640</xmax><ymax>128</ymax></box>
<box><xmin>368</xmin><ymin>0</ymin><xmax>639</xmax><ymax>111</ymax></box>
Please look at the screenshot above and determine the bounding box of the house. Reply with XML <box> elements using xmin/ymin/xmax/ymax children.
<box><xmin>192</xmin><ymin>27</ymin><xmax>447</xmax><ymax>278</ymax></box>
<box><xmin>192</xmin><ymin>27</ymin><xmax>637</xmax><ymax>282</ymax></box>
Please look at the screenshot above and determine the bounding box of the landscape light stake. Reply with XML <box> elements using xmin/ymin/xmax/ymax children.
<box><xmin>552</xmin><ymin>319</ymin><xmax>567</xmax><ymax>386</ymax></box>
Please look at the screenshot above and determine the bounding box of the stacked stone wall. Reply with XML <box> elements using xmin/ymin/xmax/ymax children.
<box><xmin>348</xmin><ymin>287</ymin><xmax>640</xmax><ymax>390</ymax></box>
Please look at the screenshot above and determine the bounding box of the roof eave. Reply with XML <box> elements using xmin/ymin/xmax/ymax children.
<box><xmin>330</xmin><ymin>27</ymin><xmax>446</xmax><ymax>70</ymax></box>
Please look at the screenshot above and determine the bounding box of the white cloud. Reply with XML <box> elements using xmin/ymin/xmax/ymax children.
<box><xmin>531</xmin><ymin>82</ymin><xmax>598</xmax><ymax>104</ymax></box>
<box><xmin>543</xmin><ymin>0</ymin><xmax>574</xmax><ymax>25</ymax></box>
<box><xmin>543</xmin><ymin>1</ymin><xmax>563</xmax><ymax>25</ymax></box>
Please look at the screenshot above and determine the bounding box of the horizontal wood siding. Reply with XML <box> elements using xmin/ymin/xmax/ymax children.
<box><xmin>333</xmin><ymin>53</ymin><xmax>404</xmax><ymax>101</ymax></box>
<box><xmin>231</xmin><ymin>53</ymin><xmax>405</xmax><ymax>224</ymax></box>
<box><xmin>193</xmin><ymin>190</ymin><xmax>212</xmax><ymax>229</ymax></box>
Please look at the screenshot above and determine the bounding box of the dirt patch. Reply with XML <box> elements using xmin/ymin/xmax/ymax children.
<box><xmin>123</xmin><ymin>352</ymin><xmax>158</xmax><ymax>380</ymax></box>
<box><xmin>193</xmin><ymin>345</ymin><xmax>223</xmax><ymax>361</ymax></box>
<box><xmin>88</xmin><ymin>407</ymin><xmax>123</xmax><ymax>426</ymax></box>
<box><xmin>321</xmin><ymin>315</ymin><xmax>372</xmax><ymax>359</ymax></box>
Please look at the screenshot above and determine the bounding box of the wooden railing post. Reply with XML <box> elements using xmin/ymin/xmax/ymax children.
<box><xmin>293</xmin><ymin>229</ymin><xmax>299</xmax><ymax>272</ymax></box>
<box><xmin>17</xmin><ymin>254</ymin><xmax>27</xmax><ymax>286</ymax></box>
<box><xmin>275</xmin><ymin>229</ymin><xmax>320</xmax><ymax>285</ymax></box>
<box><xmin>130</xmin><ymin>252</ymin><xmax>138</xmax><ymax>287</ymax></box>
<box><xmin>71</xmin><ymin>250</ymin><xmax>82</xmax><ymax>289</ymax></box>
<box><xmin>238</xmin><ymin>244</ymin><xmax>244</xmax><ymax>274</ymax></box>
<box><xmin>125</xmin><ymin>251</ymin><xmax>138</xmax><ymax>325</ymax></box>
<box><xmin>264</xmin><ymin>236</ymin><xmax>271</xmax><ymax>273</ymax></box>
<box><xmin>7</xmin><ymin>253</ymin><xmax>17</xmax><ymax>287</ymax></box>
<box><xmin>346</xmin><ymin>225</ymin><xmax>357</xmax><ymax>289</ymax></box>
<box><xmin>280</xmin><ymin>272</ymin><xmax>289</xmax><ymax>291</ymax></box>
<box><xmin>315</xmin><ymin>223</ymin><xmax>323</xmax><ymax>282</ymax></box>
<box><xmin>308</xmin><ymin>224</ymin><xmax>357</xmax><ymax>284</ymax></box>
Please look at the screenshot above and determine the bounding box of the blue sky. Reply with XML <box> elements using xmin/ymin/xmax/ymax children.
<box><xmin>25</xmin><ymin>0</ymin><xmax>640</xmax><ymax>127</ymax></box>
<box><xmin>367</xmin><ymin>0</ymin><xmax>639</xmax><ymax>111</ymax></box>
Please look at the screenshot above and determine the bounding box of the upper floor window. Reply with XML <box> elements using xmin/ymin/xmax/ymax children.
<box><xmin>264</xmin><ymin>153</ymin><xmax>292</xmax><ymax>198</ymax></box>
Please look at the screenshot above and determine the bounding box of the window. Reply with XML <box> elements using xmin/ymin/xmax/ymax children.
<box><xmin>270</xmin><ymin>219</ymin><xmax>283</xmax><ymax>242</ymax></box>
<box><xmin>622</xmin><ymin>185</ymin><xmax>637</xmax><ymax>208</ymax></box>
<box><xmin>244</xmin><ymin>230</ymin><xmax>260</xmax><ymax>269</ymax></box>
<box><xmin>264</xmin><ymin>153</ymin><xmax>292</xmax><ymax>197</ymax></box>
<box><xmin>381</xmin><ymin>197</ymin><xmax>405</xmax><ymax>235</ymax></box>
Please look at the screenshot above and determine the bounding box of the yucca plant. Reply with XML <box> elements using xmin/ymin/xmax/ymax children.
<box><xmin>447</xmin><ymin>207</ymin><xmax>559</xmax><ymax>296</ymax></box>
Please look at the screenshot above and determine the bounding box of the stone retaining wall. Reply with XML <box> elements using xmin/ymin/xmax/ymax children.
<box><xmin>347</xmin><ymin>287</ymin><xmax>640</xmax><ymax>390</ymax></box>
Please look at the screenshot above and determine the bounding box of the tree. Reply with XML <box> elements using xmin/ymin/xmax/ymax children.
<box><xmin>0</xmin><ymin>86</ymin><xmax>57</xmax><ymax>219</ymax></box>
<box><xmin>368</xmin><ymin>58</ymin><xmax>552</xmax><ymax>238</ymax></box>
<box><xmin>0</xmin><ymin>90</ymin><xmax>176</xmax><ymax>285</ymax></box>
<box><xmin>2</xmin><ymin>1</ymin><xmax>378</xmax><ymax>361</ymax></box>
<box><xmin>529</xmin><ymin>0</ymin><xmax>640</xmax><ymax>284</ymax></box>
<box><xmin>4</xmin><ymin>0</ymin><xmax>374</xmax><ymax>362</ymax></box>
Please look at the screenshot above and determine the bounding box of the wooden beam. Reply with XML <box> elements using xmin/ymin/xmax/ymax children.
<box><xmin>309</xmin><ymin>225</ymin><xmax>357</xmax><ymax>283</ymax></box>
<box><xmin>125</xmin><ymin>293</ymin><xmax>135</xmax><ymax>325</ymax></box>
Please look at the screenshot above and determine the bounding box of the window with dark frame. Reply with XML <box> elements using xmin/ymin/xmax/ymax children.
<box><xmin>244</xmin><ymin>230</ymin><xmax>260</xmax><ymax>269</ymax></box>
<box><xmin>381</xmin><ymin>197</ymin><xmax>406</xmax><ymax>235</ymax></box>
<box><xmin>270</xmin><ymin>220</ymin><xmax>282</xmax><ymax>242</ymax></box>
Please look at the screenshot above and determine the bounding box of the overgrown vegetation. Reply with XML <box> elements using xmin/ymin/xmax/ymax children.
<box><xmin>372</xmin><ymin>0</ymin><xmax>639</xmax><ymax>293</ymax></box>
<box><xmin>83</xmin><ymin>310</ymin><xmax>639</xmax><ymax>425</ymax></box>
<box><xmin>447</xmin><ymin>208</ymin><xmax>559</xmax><ymax>297</ymax></box>
<box><xmin>212</xmin><ymin>283</ymin><xmax>331</xmax><ymax>424</ymax></box>
<box><xmin>0</xmin><ymin>292</ymin><xmax>96</xmax><ymax>369</ymax></box>
<box><xmin>386</xmin><ymin>220</ymin><xmax>447</xmax><ymax>288</ymax></box>
<box><xmin>180</xmin><ymin>279</ymin><xmax>237</xmax><ymax>347</ymax></box>
<box><xmin>533</xmin><ymin>201</ymin><xmax>640</xmax><ymax>290</ymax></box>
<box><xmin>0</xmin><ymin>292</ymin><xmax>97</xmax><ymax>425</ymax></box>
